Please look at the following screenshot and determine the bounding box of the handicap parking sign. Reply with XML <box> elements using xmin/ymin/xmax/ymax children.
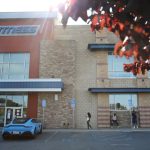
<box><xmin>71</xmin><ymin>98</ymin><xmax>76</xmax><ymax>108</ymax></box>
<box><xmin>42</xmin><ymin>99</ymin><xmax>46</xmax><ymax>108</ymax></box>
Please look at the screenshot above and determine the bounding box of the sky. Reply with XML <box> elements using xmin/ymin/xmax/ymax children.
<box><xmin>0</xmin><ymin>0</ymin><xmax>61</xmax><ymax>12</ymax></box>
<box><xmin>0</xmin><ymin>0</ymin><xmax>87</xmax><ymax>25</ymax></box>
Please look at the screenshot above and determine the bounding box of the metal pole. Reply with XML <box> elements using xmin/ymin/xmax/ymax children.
<box><xmin>72</xmin><ymin>107</ymin><xmax>75</xmax><ymax>128</ymax></box>
<box><xmin>43</xmin><ymin>107</ymin><xmax>45</xmax><ymax>128</ymax></box>
<box><xmin>130</xmin><ymin>108</ymin><xmax>132</xmax><ymax>128</ymax></box>
<box><xmin>130</xmin><ymin>95</ymin><xmax>132</xmax><ymax>128</ymax></box>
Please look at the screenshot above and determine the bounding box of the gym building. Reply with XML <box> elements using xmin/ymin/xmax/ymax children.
<box><xmin>0</xmin><ymin>11</ymin><xmax>150</xmax><ymax>128</ymax></box>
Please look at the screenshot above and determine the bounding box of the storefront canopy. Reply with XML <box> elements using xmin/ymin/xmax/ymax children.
<box><xmin>88</xmin><ymin>88</ymin><xmax>150</xmax><ymax>93</ymax></box>
<box><xmin>0</xmin><ymin>79</ymin><xmax>64</xmax><ymax>92</ymax></box>
<box><xmin>88</xmin><ymin>44</ymin><xmax>114</xmax><ymax>51</ymax></box>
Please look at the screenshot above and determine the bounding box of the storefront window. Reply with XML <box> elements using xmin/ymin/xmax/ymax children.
<box><xmin>109</xmin><ymin>94</ymin><xmax>137</xmax><ymax>111</ymax></box>
<box><xmin>0</xmin><ymin>108</ymin><xmax>5</xmax><ymax>127</ymax></box>
<box><xmin>0</xmin><ymin>53</ymin><xmax>30</xmax><ymax>80</ymax></box>
<box><xmin>6</xmin><ymin>95</ymin><xmax>27</xmax><ymax>107</ymax></box>
<box><xmin>0</xmin><ymin>95</ymin><xmax>28</xmax><ymax>126</ymax></box>
<box><xmin>0</xmin><ymin>96</ymin><xmax>6</xmax><ymax>107</ymax></box>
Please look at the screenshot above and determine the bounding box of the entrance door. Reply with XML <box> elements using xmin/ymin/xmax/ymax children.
<box><xmin>4</xmin><ymin>107</ymin><xmax>23</xmax><ymax>126</ymax></box>
<box><xmin>109</xmin><ymin>94</ymin><xmax>138</xmax><ymax>128</ymax></box>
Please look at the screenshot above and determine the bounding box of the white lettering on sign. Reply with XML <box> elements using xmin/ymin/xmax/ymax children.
<box><xmin>0</xmin><ymin>25</ymin><xmax>40</xmax><ymax>36</ymax></box>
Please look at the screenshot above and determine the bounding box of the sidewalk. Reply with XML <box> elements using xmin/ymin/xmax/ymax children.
<box><xmin>43</xmin><ymin>128</ymin><xmax>150</xmax><ymax>132</ymax></box>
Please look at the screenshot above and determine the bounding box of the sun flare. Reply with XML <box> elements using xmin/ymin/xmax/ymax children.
<box><xmin>0</xmin><ymin>0</ymin><xmax>67</xmax><ymax>12</ymax></box>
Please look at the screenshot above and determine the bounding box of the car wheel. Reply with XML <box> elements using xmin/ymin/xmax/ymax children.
<box><xmin>2</xmin><ymin>133</ymin><xmax>9</xmax><ymax>140</ymax></box>
<box><xmin>31</xmin><ymin>128</ymin><xmax>36</xmax><ymax>139</ymax></box>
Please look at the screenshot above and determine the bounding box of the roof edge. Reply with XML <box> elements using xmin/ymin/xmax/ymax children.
<box><xmin>88</xmin><ymin>88</ymin><xmax>150</xmax><ymax>93</ymax></box>
<box><xmin>0</xmin><ymin>11</ymin><xmax>57</xmax><ymax>19</ymax></box>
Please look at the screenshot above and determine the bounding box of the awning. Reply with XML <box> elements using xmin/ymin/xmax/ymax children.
<box><xmin>0</xmin><ymin>79</ymin><xmax>64</xmax><ymax>92</ymax></box>
<box><xmin>88</xmin><ymin>44</ymin><xmax>114</xmax><ymax>51</ymax></box>
<box><xmin>88</xmin><ymin>88</ymin><xmax>150</xmax><ymax>93</ymax></box>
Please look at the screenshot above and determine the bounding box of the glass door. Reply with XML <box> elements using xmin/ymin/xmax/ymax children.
<box><xmin>109</xmin><ymin>94</ymin><xmax>138</xmax><ymax>128</ymax></box>
<box><xmin>4</xmin><ymin>107</ymin><xmax>23</xmax><ymax>126</ymax></box>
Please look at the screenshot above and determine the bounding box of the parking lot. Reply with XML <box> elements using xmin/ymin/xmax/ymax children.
<box><xmin>0</xmin><ymin>129</ymin><xmax>150</xmax><ymax>150</ymax></box>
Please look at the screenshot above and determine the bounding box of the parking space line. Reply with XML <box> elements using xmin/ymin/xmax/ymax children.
<box><xmin>44</xmin><ymin>131</ymin><xmax>58</xmax><ymax>143</ymax></box>
<box><xmin>111</xmin><ymin>143</ymin><xmax>130</xmax><ymax>146</ymax></box>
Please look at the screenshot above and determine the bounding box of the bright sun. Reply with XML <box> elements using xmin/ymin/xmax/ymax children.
<box><xmin>0</xmin><ymin>0</ymin><xmax>67</xmax><ymax>12</ymax></box>
<box><xmin>42</xmin><ymin>0</ymin><xmax>67</xmax><ymax>10</ymax></box>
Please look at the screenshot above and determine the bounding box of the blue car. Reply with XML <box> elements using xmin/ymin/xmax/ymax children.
<box><xmin>2</xmin><ymin>118</ymin><xmax>42</xmax><ymax>139</ymax></box>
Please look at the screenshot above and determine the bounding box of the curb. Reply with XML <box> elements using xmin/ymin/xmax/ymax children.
<box><xmin>43</xmin><ymin>128</ymin><xmax>150</xmax><ymax>132</ymax></box>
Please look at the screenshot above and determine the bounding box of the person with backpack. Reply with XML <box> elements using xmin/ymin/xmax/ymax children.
<box><xmin>86</xmin><ymin>112</ymin><xmax>92</xmax><ymax>129</ymax></box>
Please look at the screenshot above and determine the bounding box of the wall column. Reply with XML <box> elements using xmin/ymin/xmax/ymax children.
<box><xmin>27</xmin><ymin>93</ymin><xmax>38</xmax><ymax>118</ymax></box>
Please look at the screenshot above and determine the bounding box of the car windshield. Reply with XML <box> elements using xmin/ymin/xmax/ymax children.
<box><xmin>12</xmin><ymin>118</ymin><xmax>30</xmax><ymax>124</ymax></box>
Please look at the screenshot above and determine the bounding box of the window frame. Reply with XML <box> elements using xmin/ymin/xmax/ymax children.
<box><xmin>109</xmin><ymin>94</ymin><xmax>138</xmax><ymax>111</ymax></box>
<box><xmin>108</xmin><ymin>51</ymin><xmax>136</xmax><ymax>78</ymax></box>
<box><xmin>0</xmin><ymin>53</ymin><xmax>30</xmax><ymax>80</ymax></box>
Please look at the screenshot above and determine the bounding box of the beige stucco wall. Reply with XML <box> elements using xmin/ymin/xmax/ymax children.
<box><xmin>54</xmin><ymin>25</ymin><xmax>97</xmax><ymax>128</ymax></box>
<box><xmin>38</xmin><ymin>25</ymin><xmax>150</xmax><ymax>128</ymax></box>
<box><xmin>38</xmin><ymin>39</ymin><xmax>76</xmax><ymax>128</ymax></box>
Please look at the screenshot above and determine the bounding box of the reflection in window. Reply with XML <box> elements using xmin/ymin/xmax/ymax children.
<box><xmin>10</xmin><ymin>53</ymin><xmax>25</xmax><ymax>63</ymax></box>
<box><xmin>0</xmin><ymin>53</ymin><xmax>30</xmax><ymax>80</ymax></box>
<box><xmin>6</xmin><ymin>95</ymin><xmax>28</xmax><ymax>107</ymax></box>
<box><xmin>108</xmin><ymin>52</ymin><xmax>135</xmax><ymax>78</ymax></box>
<box><xmin>0</xmin><ymin>55</ymin><xmax>3</xmax><ymax>62</ymax></box>
<box><xmin>23</xmin><ymin>96</ymin><xmax>28</xmax><ymax>108</ymax></box>
<box><xmin>0</xmin><ymin>108</ymin><xmax>5</xmax><ymax>127</ymax></box>
<box><xmin>3</xmin><ymin>54</ymin><xmax>9</xmax><ymax>63</ymax></box>
<box><xmin>0</xmin><ymin>95</ymin><xmax>28</xmax><ymax>127</ymax></box>
<box><xmin>0</xmin><ymin>96</ymin><xmax>6</xmax><ymax>107</ymax></box>
<box><xmin>109</xmin><ymin>94</ymin><xmax>137</xmax><ymax>111</ymax></box>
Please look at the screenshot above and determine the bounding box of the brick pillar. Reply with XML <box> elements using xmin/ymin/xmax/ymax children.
<box><xmin>97</xmin><ymin>106</ymin><xmax>110</xmax><ymax>128</ymax></box>
<box><xmin>27</xmin><ymin>93</ymin><xmax>38</xmax><ymax>118</ymax></box>
<box><xmin>138</xmin><ymin>93</ymin><xmax>150</xmax><ymax>128</ymax></box>
<box><xmin>97</xmin><ymin>94</ymin><xmax>110</xmax><ymax>128</ymax></box>
<box><xmin>139</xmin><ymin>106</ymin><xmax>150</xmax><ymax>127</ymax></box>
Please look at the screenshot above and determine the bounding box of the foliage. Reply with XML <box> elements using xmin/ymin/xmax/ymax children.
<box><xmin>59</xmin><ymin>0</ymin><xmax>150</xmax><ymax>75</ymax></box>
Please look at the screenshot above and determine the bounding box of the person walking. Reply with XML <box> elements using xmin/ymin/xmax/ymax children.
<box><xmin>132</xmin><ymin>110</ymin><xmax>138</xmax><ymax>128</ymax></box>
<box><xmin>86</xmin><ymin>112</ymin><xmax>92</xmax><ymax>129</ymax></box>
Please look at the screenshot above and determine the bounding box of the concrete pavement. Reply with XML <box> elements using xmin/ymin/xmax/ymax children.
<box><xmin>1</xmin><ymin>128</ymin><xmax>150</xmax><ymax>150</ymax></box>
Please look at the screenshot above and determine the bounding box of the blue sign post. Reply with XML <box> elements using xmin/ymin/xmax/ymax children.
<box><xmin>71</xmin><ymin>98</ymin><xmax>76</xmax><ymax>128</ymax></box>
<box><xmin>71</xmin><ymin>98</ymin><xmax>76</xmax><ymax>109</ymax></box>
<box><xmin>42</xmin><ymin>99</ymin><xmax>46</xmax><ymax>108</ymax></box>
<box><xmin>42</xmin><ymin>99</ymin><xmax>46</xmax><ymax>128</ymax></box>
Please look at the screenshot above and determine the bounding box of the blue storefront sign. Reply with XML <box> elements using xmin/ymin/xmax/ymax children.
<box><xmin>0</xmin><ymin>25</ymin><xmax>40</xmax><ymax>36</ymax></box>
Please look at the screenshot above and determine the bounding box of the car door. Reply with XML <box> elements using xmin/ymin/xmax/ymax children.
<box><xmin>31</xmin><ymin>119</ymin><xmax>41</xmax><ymax>133</ymax></box>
